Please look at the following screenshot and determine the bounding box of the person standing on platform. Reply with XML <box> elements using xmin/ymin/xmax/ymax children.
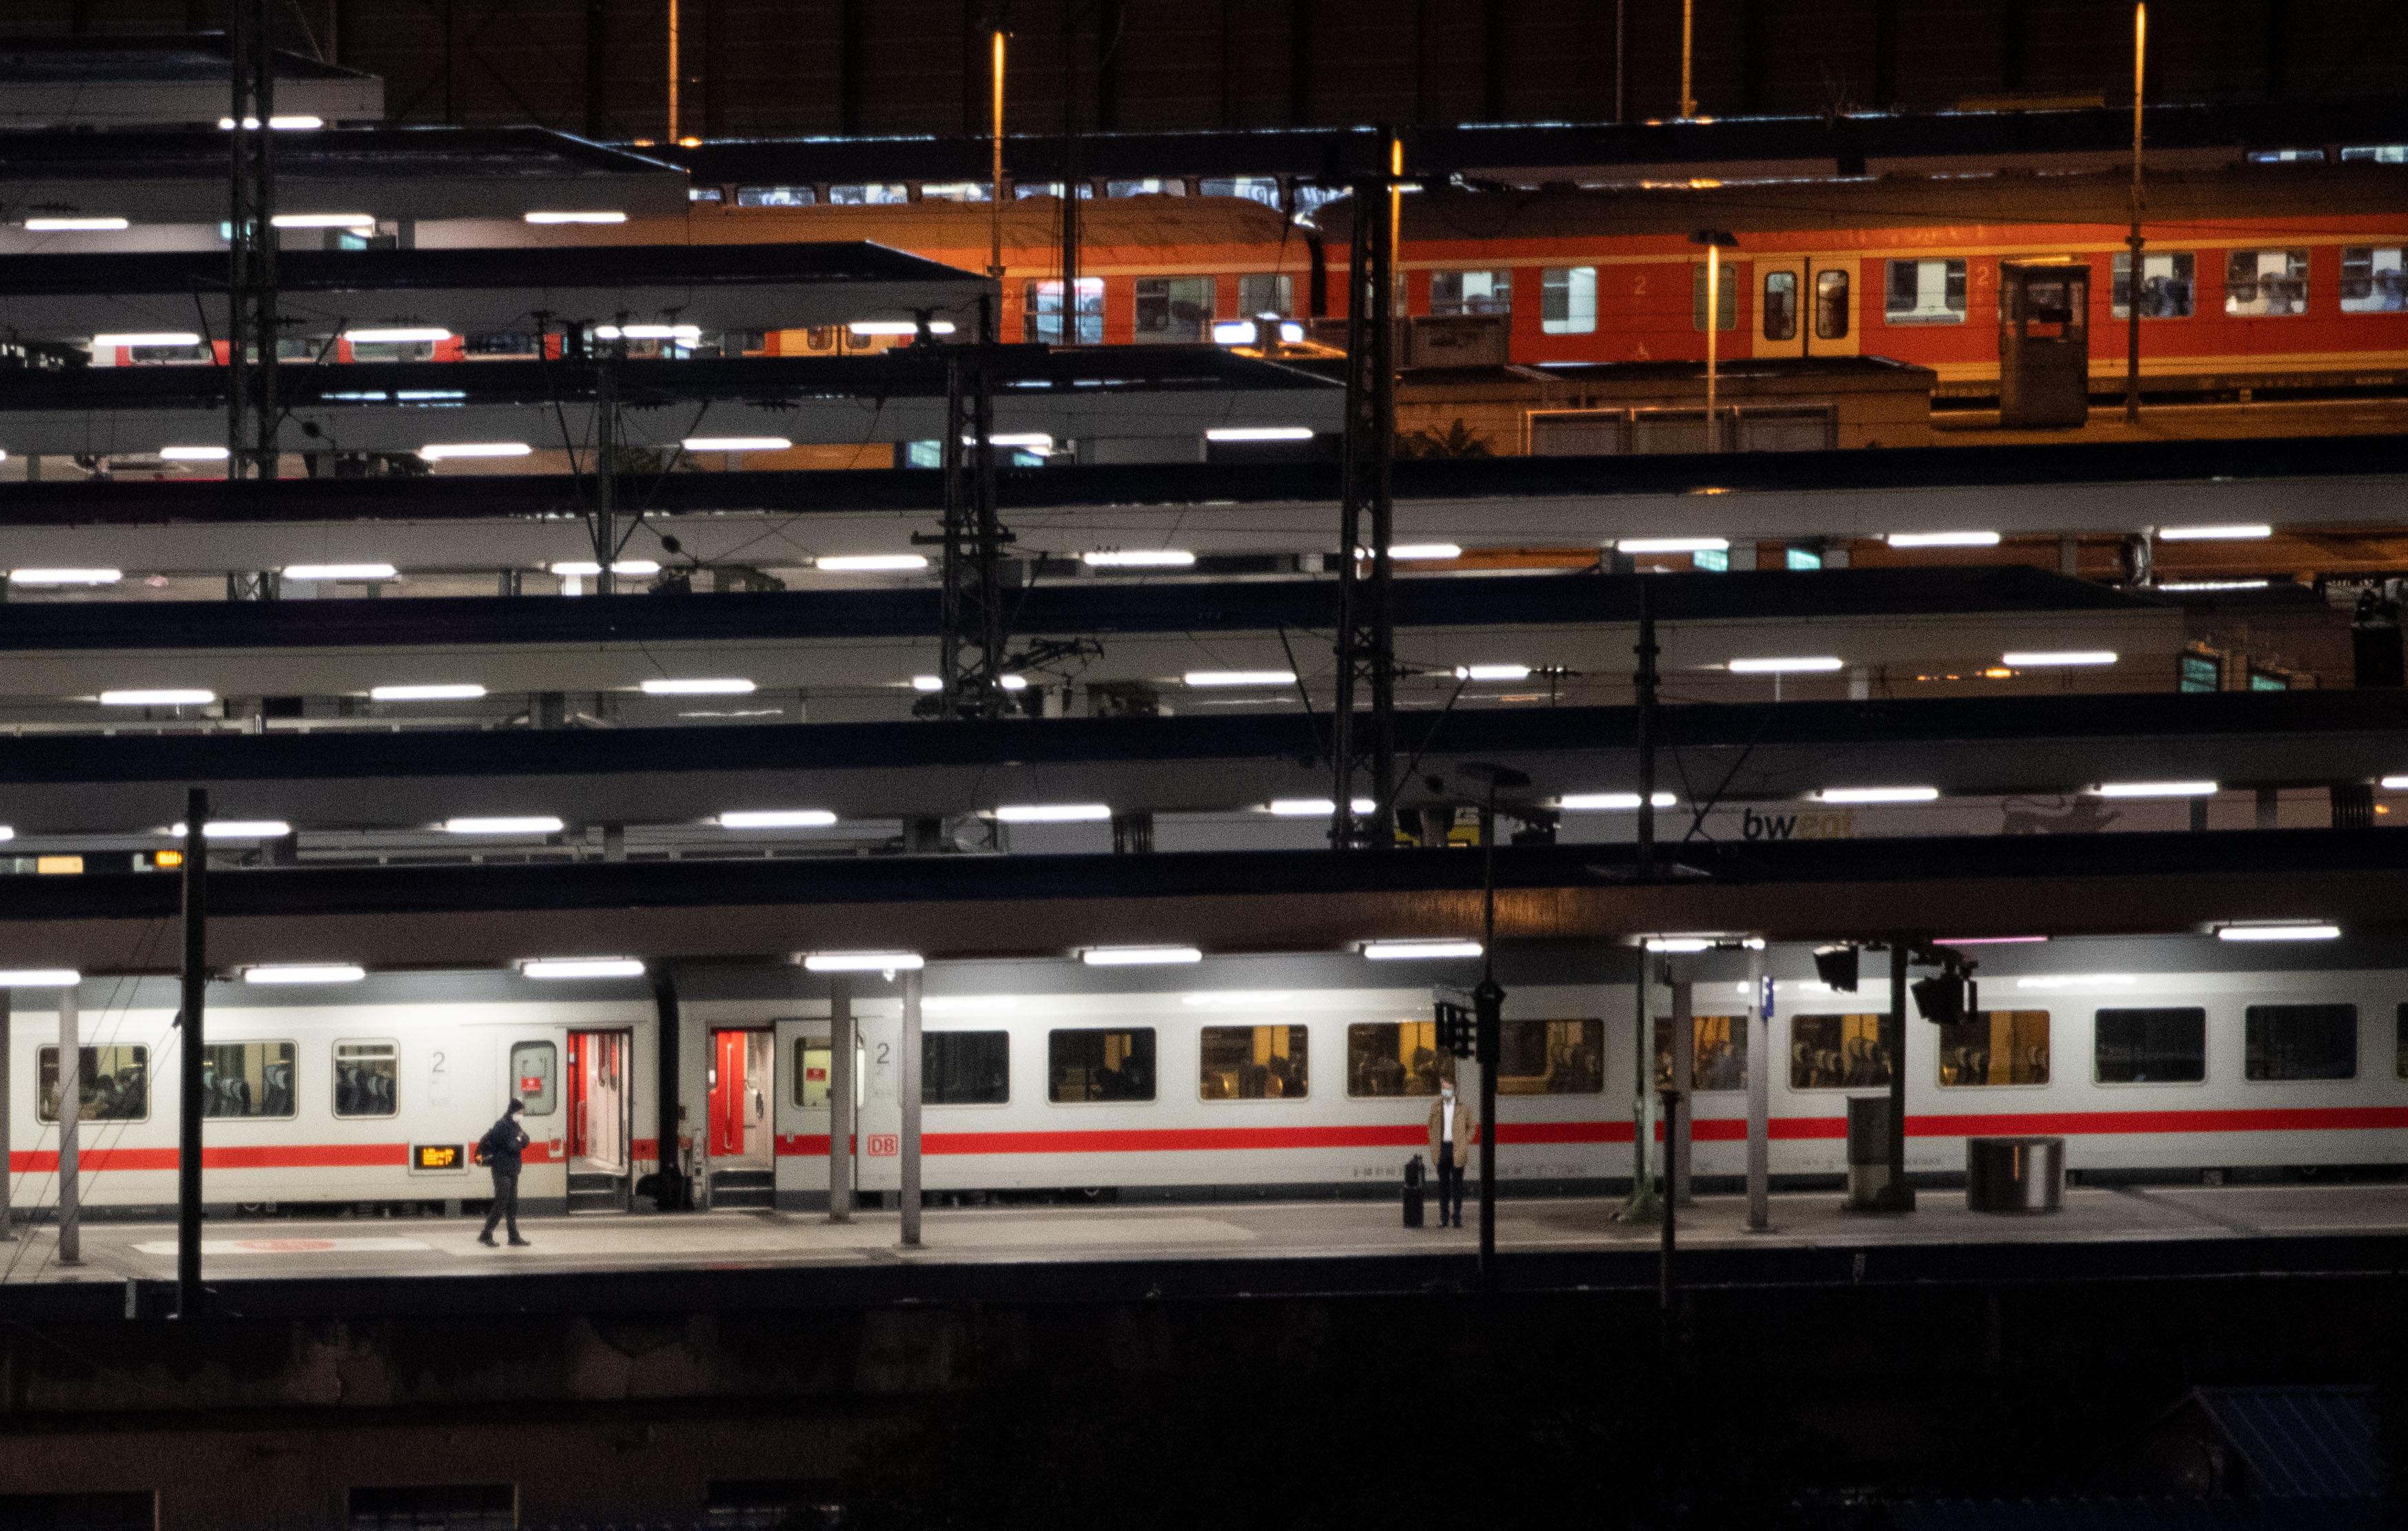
<box><xmin>1427</xmin><ymin>1077</ymin><xmax>1478</xmax><ymax>1229</ymax></box>
<box><xmin>477</xmin><ymin>1098</ymin><xmax>532</xmax><ymax>1248</ymax></box>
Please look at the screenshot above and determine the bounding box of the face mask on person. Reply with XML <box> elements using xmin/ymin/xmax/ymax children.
<box><xmin>1440</xmin><ymin>1085</ymin><xmax>1455</xmax><ymax>1101</ymax></box>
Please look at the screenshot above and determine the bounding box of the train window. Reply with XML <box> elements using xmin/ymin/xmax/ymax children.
<box><xmin>1048</xmin><ymin>1027</ymin><xmax>1156</xmax><ymax>1102</ymax></box>
<box><xmin>37</xmin><ymin>1046</ymin><xmax>149</xmax><ymax>1122</ymax></box>
<box><xmin>826</xmin><ymin>183</ymin><xmax>908</xmax><ymax>205</ymax></box>
<box><xmin>347</xmin><ymin>1483</ymin><xmax>513</xmax><ymax>1529</ymax></box>
<box><xmin>2342</xmin><ymin>145</ymin><xmax>2408</xmax><ymax>163</ymax></box>
<box><xmin>1502</xmin><ymin>1018</ymin><xmax>1604</xmax><ymax>1094</ymax></box>
<box><xmin>1431</xmin><ymin>269</ymin><xmax>1511</xmax><ymax>318</ymax></box>
<box><xmin>1023</xmin><ymin>278</ymin><xmax>1104</xmax><ymax>344</ymax></box>
<box><xmin>2245</xmin><ymin>1005</ymin><xmax>2357</xmax><ymax>1080</ymax></box>
<box><xmin>201</xmin><ymin>1040</ymin><xmax>296</xmax><ymax>1118</ymax></box>
<box><xmin>1201</xmin><ymin>176</ymin><xmax>1283</xmax><ymax>209</ymax></box>
<box><xmin>1935</xmin><ymin>1011</ymin><xmax>2050</xmax><ymax>1087</ymax></box>
<box><xmin>1540</xmin><ymin>267</ymin><xmax>1596</xmax><ymax>333</ymax></box>
<box><xmin>1238</xmin><ymin>272</ymin><xmax>1296</xmax><ymax>318</ymax></box>
<box><xmin>1691</xmin><ymin>265</ymin><xmax>1738</xmax><ymax>331</ymax></box>
<box><xmin>793</xmin><ymin>1040</ymin><xmax>842</xmax><ymax>1108</ymax></box>
<box><xmin>735</xmin><ymin>185</ymin><xmax>815</xmax><ymax>207</ymax></box>
<box><xmin>2095</xmin><ymin>1007</ymin><xmax>2207</xmax><ymax>1084</ymax></box>
<box><xmin>1883</xmin><ymin>258</ymin><xmax>1966</xmax><ymax>325</ymax></box>
<box><xmin>2341</xmin><ymin>247</ymin><xmax>2406</xmax><ymax>314</ymax></box>
<box><xmin>919</xmin><ymin>181</ymin><xmax>992</xmax><ymax>202</ymax></box>
<box><xmin>2112</xmin><ymin>251</ymin><xmax>2196</xmax><ymax>318</ymax></box>
<box><xmin>1200</xmin><ymin>1025</ymin><xmax>1309</xmax><ymax>1099</ymax></box>
<box><xmin>334</xmin><ymin>1040</ymin><xmax>400</xmax><ymax>1118</ymax></box>
<box><xmin>1105</xmin><ymin>178</ymin><xmax>1186</xmax><ymax>197</ymax></box>
<box><xmin>349</xmin><ymin>340</ymin><xmax>436</xmax><ymax>363</ymax></box>
<box><xmin>2179</xmin><ymin>651</ymin><xmax>2222</xmax><ymax>692</ymax></box>
<box><xmin>1790</xmin><ymin>1014</ymin><xmax>1889</xmax><ymax>1089</ymax></box>
<box><xmin>463</xmin><ymin>332</ymin><xmax>539</xmax><ymax>357</ymax></box>
<box><xmin>1813</xmin><ymin>269</ymin><xmax>1850</xmax><ymax>340</ymax></box>
<box><xmin>923</xmin><ymin>1031</ymin><xmax>1010</xmax><ymax>1105</ymax></box>
<box><xmin>1653</xmin><ymin>1016</ymin><xmax>1747</xmax><ymax>1091</ymax></box>
<box><xmin>1347</xmin><ymin>1020</ymin><xmax>1448</xmax><ymax>1096</ymax></box>
<box><xmin>2225</xmin><ymin>249</ymin><xmax>2309</xmax><ymax>316</ymax></box>
<box><xmin>1135</xmin><ymin>276</ymin><xmax>1215</xmax><ymax>341</ymax></box>
<box><xmin>509</xmin><ymin>1041</ymin><xmax>557</xmax><ymax>1116</ymax></box>
<box><xmin>1762</xmin><ymin>270</ymin><xmax>1798</xmax><ymax>340</ymax></box>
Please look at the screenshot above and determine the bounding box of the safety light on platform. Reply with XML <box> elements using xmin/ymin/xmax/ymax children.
<box><xmin>1212</xmin><ymin>320</ymin><xmax>1260</xmax><ymax>345</ymax></box>
<box><xmin>548</xmin><ymin>559</ymin><xmax>660</xmax><ymax>577</ymax></box>
<box><xmin>94</xmin><ymin>333</ymin><xmax>203</xmax><ymax>349</ymax></box>
<box><xmin>2158</xmin><ymin>523</ymin><xmax>2274</xmax><ymax>542</ymax></box>
<box><xmin>801</xmin><ymin>951</ymin><xmax>926</xmax><ymax>974</ymax></box>
<box><xmin>1728</xmin><ymin>656</ymin><xmax>1842</xmax><ymax>674</ymax></box>
<box><xmin>443</xmin><ymin>815</ymin><xmax>566</xmax><ymax>834</ymax></box>
<box><xmin>418</xmin><ymin>442</ymin><xmax>532</xmax><ymax>461</ymax></box>
<box><xmin>1387</xmin><ymin>543</ymin><xmax>1463</xmax><ymax>561</ymax></box>
<box><xmin>520</xmin><ymin>957</ymin><xmax>647</xmax><ymax>980</ymax></box>
<box><xmin>1886</xmin><ymin>531</ymin><xmax>2001</xmax><ymax>548</ymax></box>
<box><xmin>640</xmin><ymin>677</ymin><xmax>755</xmax><ymax>696</ymax></box>
<box><xmin>1185</xmin><ymin>670</ymin><xmax>1295</xmax><ymax>687</ymax></box>
<box><xmin>596</xmin><ymin>323</ymin><xmax>700</xmax><ymax>342</ymax></box>
<box><xmin>243</xmin><ymin>964</ymin><xmax>366</xmax><ymax>985</ymax></box>
<box><xmin>2216</xmin><ymin>922</ymin><xmax>2341</xmax><ymax>943</ymax></box>
<box><xmin>2002</xmin><ymin>650</ymin><xmax>2119</xmax><ymax>667</ymax></box>
<box><xmin>0</xmin><ymin>969</ymin><xmax>80</xmax><ymax>987</ymax></box>
<box><xmin>1083</xmin><ymin>548</ymin><xmax>1196</xmax><ymax>568</ymax></box>
<box><xmin>1267</xmin><ymin>797</ymin><xmax>1374</xmax><ymax>816</ymax></box>
<box><xmin>371</xmin><ymin>683</ymin><xmax>487</xmax><ymax>701</ymax></box>
<box><xmin>718</xmin><ymin>810</ymin><xmax>839</xmax><ymax>829</ymax></box>
<box><xmin>23</xmin><ymin>216</ymin><xmax>128</xmax><ymax>232</ymax></box>
<box><xmin>348</xmin><ymin>327</ymin><xmax>451</xmax><ymax>345</ymax></box>
<box><xmin>283</xmin><ymin>562</ymin><xmax>398</xmax><ymax>581</ymax></box>
<box><xmin>1362</xmin><ymin>939</ymin><xmax>1483</xmax><ymax>961</ymax></box>
<box><xmin>1454</xmin><ymin>664</ymin><xmax>1532</xmax><ymax>681</ymax></box>
<box><xmin>9</xmin><ymin>567</ymin><xmax>121</xmax><ymax>586</ymax></box>
<box><xmin>1617</xmin><ymin>537</ymin><xmax>1728</xmax><ymax>555</ymax></box>
<box><xmin>816</xmin><ymin>554</ymin><xmax>929</xmax><ymax>572</ymax></box>
<box><xmin>100</xmin><ymin>689</ymin><xmax>214</xmax><ymax>706</ymax></box>
<box><xmin>1558</xmin><ymin>791</ymin><xmax>1677</xmax><ymax>810</ymax></box>
<box><xmin>683</xmin><ymin>435</ymin><xmax>793</xmax><ymax>452</ymax></box>
<box><xmin>524</xmin><ymin>210</ymin><xmax>627</xmax><ymax>224</ymax></box>
<box><xmin>1815</xmin><ymin>786</ymin><xmax>1940</xmax><ymax>805</ymax></box>
<box><xmin>170</xmin><ymin>819</ymin><xmax>292</xmax><ymax>839</ymax></box>
<box><xmin>990</xmin><ymin>803</ymin><xmax>1113</xmax><ymax>823</ymax></box>
<box><xmin>2090</xmin><ymin>780</ymin><xmax>2216</xmax><ymax>798</ymax></box>
<box><xmin>272</xmin><ymin>212</ymin><xmax>375</xmax><ymax>229</ymax></box>
<box><xmin>159</xmin><ymin>445</ymin><xmax>229</xmax><ymax>461</ymax></box>
<box><xmin>1205</xmin><ymin>426</ymin><xmax>1314</xmax><ymax>442</ymax></box>
<box><xmin>847</xmin><ymin>320</ymin><xmax>956</xmax><ymax>336</ymax></box>
<box><xmin>1081</xmin><ymin>945</ymin><xmax>1204</xmax><ymax>966</ymax></box>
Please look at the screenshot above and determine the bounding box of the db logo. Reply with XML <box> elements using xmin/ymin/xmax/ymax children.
<box><xmin>866</xmin><ymin>1133</ymin><xmax>899</xmax><ymax>1158</ymax></box>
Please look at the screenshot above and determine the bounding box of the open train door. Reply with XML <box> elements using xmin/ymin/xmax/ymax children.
<box><xmin>1754</xmin><ymin>258</ymin><xmax>1806</xmax><ymax>360</ymax></box>
<box><xmin>707</xmin><ymin>1028</ymin><xmax>775</xmax><ymax>1209</ymax></box>
<box><xmin>566</xmin><ymin>1029</ymin><xmax>633</xmax><ymax>1213</ymax></box>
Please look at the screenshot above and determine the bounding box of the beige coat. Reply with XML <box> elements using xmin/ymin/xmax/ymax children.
<box><xmin>1427</xmin><ymin>1095</ymin><xmax>1478</xmax><ymax>1167</ymax></box>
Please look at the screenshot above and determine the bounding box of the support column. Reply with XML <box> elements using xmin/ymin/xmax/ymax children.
<box><xmin>651</xmin><ymin>967</ymin><xmax>686</xmax><ymax>1210</ymax></box>
<box><xmin>1669</xmin><ymin>969</ymin><xmax>1693</xmax><ymax>1206</ymax></box>
<box><xmin>1619</xmin><ymin>957</ymin><xmax>1660</xmax><ymax>1222</ymax></box>
<box><xmin>1746</xmin><ymin>947</ymin><xmax>1771</xmax><ymax>1231</ymax></box>
<box><xmin>899</xmin><ymin>968</ymin><xmax>924</xmax><ymax>1246</ymax></box>
<box><xmin>1882</xmin><ymin>938</ymin><xmax>1915</xmax><ymax>1211</ymax></box>
<box><xmin>177</xmin><ymin>790</ymin><xmax>207</xmax><ymax>1317</ymax></box>
<box><xmin>57</xmin><ymin>987</ymin><xmax>79</xmax><ymax>1268</ymax></box>
<box><xmin>826</xmin><ymin>977</ymin><xmax>854</xmax><ymax>1222</ymax></box>
<box><xmin>0</xmin><ymin>992</ymin><xmax>10</xmax><ymax>1242</ymax></box>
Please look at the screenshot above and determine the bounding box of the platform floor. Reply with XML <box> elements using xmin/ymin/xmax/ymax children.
<box><xmin>1932</xmin><ymin>394</ymin><xmax>2408</xmax><ymax>444</ymax></box>
<box><xmin>6</xmin><ymin>1182</ymin><xmax>2406</xmax><ymax>1289</ymax></box>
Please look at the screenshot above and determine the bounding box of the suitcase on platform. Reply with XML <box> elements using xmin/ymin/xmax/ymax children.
<box><xmin>1402</xmin><ymin>1155</ymin><xmax>1427</xmax><ymax>1228</ymax></box>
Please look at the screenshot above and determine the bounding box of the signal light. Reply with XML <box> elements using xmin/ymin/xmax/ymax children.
<box><xmin>1812</xmin><ymin>944</ymin><xmax>1859</xmax><ymax>992</ymax></box>
<box><xmin>1911</xmin><ymin>974</ymin><xmax>1968</xmax><ymax>1025</ymax></box>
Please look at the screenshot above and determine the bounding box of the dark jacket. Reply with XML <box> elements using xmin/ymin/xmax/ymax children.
<box><xmin>479</xmin><ymin>1113</ymin><xmax>530</xmax><ymax>1172</ymax></box>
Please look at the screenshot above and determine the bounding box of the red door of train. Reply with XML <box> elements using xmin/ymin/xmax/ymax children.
<box><xmin>707</xmin><ymin>1028</ymin><xmax>776</xmax><ymax>1209</ymax></box>
<box><xmin>566</xmin><ymin>1029</ymin><xmax>633</xmax><ymax>1211</ymax></box>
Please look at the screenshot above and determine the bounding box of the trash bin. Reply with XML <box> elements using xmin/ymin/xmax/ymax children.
<box><xmin>1966</xmin><ymin>1136</ymin><xmax>2065</xmax><ymax>1213</ymax></box>
<box><xmin>1402</xmin><ymin>1155</ymin><xmax>1427</xmax><ymax>1228</ymax></box>
<box><xmin>1846</xmin><ymin>1096</ymin><xmax>1895</xmax><ymax>1210</ymax></box>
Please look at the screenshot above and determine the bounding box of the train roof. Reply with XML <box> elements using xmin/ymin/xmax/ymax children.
<box><xmin>1314</xmin><ymin>163</ymin><xmax>2408</xmax><ymax>243</ymax></box>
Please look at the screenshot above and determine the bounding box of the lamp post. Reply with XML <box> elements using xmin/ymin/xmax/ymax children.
<box><xmin>1458</xmin><ymin>761</ymin><xmax>1529</xmax><ymax>1291</ymax></box>
<box><xmin>1691</xmin><ymin>229</ymin><xmax>1737</xmax><ymax>453</ymax></box>
<box><xmin>2124</xmin><ymin>3</ymin><xmax>2146</xmax><ymax>424</ymax></box>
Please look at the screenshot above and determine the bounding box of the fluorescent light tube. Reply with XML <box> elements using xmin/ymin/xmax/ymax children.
<box><xmin>371</xmin><ymin>684</ymin><xmax>486</xmax><ymax>701</ymax></box>
<box><xmin>1081</xmin><ymin>946</ymin><xmax>1204</xmax><ymax>966</ymax></box>
<box><xmin>718</xmin><ymin>810</ymin><xmax>838</xmax><ymax>829</ymax></box>
<box><xmin>96</xmin><ymin>333</ymin><xmax>202</xmax><ymax>349</ymax></box>
<box><xmin>100</xmin><ymin>689</ymin><xmax>214</xmax><ymax>706</ymax></box>
<box><xmin>683</xmin><ymin>435</ymin><xmax>792</xmax><ymax>451</ymax></box>
<box><xmin>1618</xmin><ymin>537</ymin><xmax>1728</xmax><ymax>554</ymax></box>
<box><xmin>1389</xmin><ymin>543</ymin><xmax>1463</xmax><ymax>561</ymax></box>
<box><xmin>1559</xmin><ymin>792</ymin><xmax>1678</xmax><ymax>810</ymax></box>
<box><xmin>848</xmin><ymin>320</ymin><xmax>956</xmax><ymax>336</ymax></box>
<box><xmin>816</xmin><ymin>554</ymin><xmax>928</xmax><ymax>572</ymax></box>
<box><xmin>272</xmin><ymin>213</ymin><xmax>375</xmax><ymax>229</ymax></box>
<box><xmin>348</xmin><ymin>327</ymin><xmax>451</xmax><ymax>345</ymax></box>
<box><xmin>1362</xmin><ymin>939</ymin><xmax>1483</xmax><ymax>960</ymax></box>
<box><xmin>243</xmin><ymin>964</ymin><xmax>366</xmax><ymax>985</ymax></box>
<box><xmin>159</xmin><ymin>445</ymin><xmax>229</xmax><ymax>460</ymax></box>
<box><xmin>283</xmin><ymin>562</ymin><xmax>396</xmax><ymax>581</ymax></box>
<box><xmin>9</xmin><ymin>568</ymin><xmax>121</xmax><ymax>586</ymax></box>
<box><xmin>443</xmin><ymin>815</ymin><xmax>565</xmax><ymax>834</ymax></box>
<box><xmin>801</xmin><ymin>951</ymin><xmax>926</xmax><ymax>972</ymax></box>
<box><xmin>520</xmin><ymin>957</ymin><xmax>646</xmax><ymax>979</ymax></box>
<box><xmin>1083</xmin><ymin>549</ymin><xmax>1196</xmax><ymax>568</ymax></box>
<box><xmin>525</xmin><ymin>211</ymin><xmax>627</xmax><ymax>224</ymax></box>
<box><xmin>990</xmin><ymin>803</ymin><xmax>1113</xmax><ymax>823</ymax></box>
<box><xmin>2003</xmin><ymin>650</ymin><xmax>2118</xmax><ymax>667</ymax></box>
<box><xmin>2216</xmin><ymin>923</ymin><xmax>2340</xmax><ymax>942</ymax></box>
<box><xmin>1455</xmin><ymin>664</ymin><xmax>1532</xmax><ymax>681</ymax></box>
<box><xmin>1886</xmin><ymin>531</ymin><xmax>2001</xmax><ymax>548</ymax></box>
<box><xmin>0</xmin><ymin>969</ymin><xmax>80</xmax><ymax>987</ymax></box>
<box><xmin>548</xmin><ymin>559</ymin><xmax>660</xmax><ymax>577</ymax></box>
<box><xmin>24</xmin><ymin>216</ymin><xmax>127</xmax><ymax>232</ymax></box>
<box><xmin>1186</xmin><ymin>670</ymin><xmax>1295</xmax><ymax>687</ymax></box>
<box><xmin>1205</xmin><ymin>426</ymin><xmax>1314</xmax><ymax>442</ymax></box>
<box><xmin>2090</xmin><ymin>781</ymin><xmax>2216</xmax><ymax>798</ymax></box>
<box><xmin>2159</xmin><ymin>524</ymin><xmax>2273</xmax><ymax>541</ymax></box>
<box><xmin>170</xmin><ymin>819</ymin><xmax>292</xmax><ymax>839</ymax></box>
<box><xmin>640</xmin><ymin>678</ymin><xmax>755</xmax><ymax>696</ymax></box>
<box><xmin>1815</xmin><ymin>786</ymin><xmax>1939</xmax><ymax>804</ymax></box>
<box><xmin>1728</xmin><ymin>657</ymin><xmax>1842</xmax><ymax>674</ymax></box>
<box><xmin>418</xmin><ymin>442</ymin><xmax>531</xmax><ymax>460</ymax></box>
<box><xmin>1267</xmin><ymin>797</ymin><xmax>1375</xmax><ymax>816</ymax></box>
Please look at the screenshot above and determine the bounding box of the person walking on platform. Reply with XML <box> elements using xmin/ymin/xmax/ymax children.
<box><xmin>1427</xmin><ymin>1078</ymin><xmax>1478</xmax><ymax>1229</ymax></box>
<box><xmin>477</xmin><ymin>1098</ymin><xmax>532</xmax><ymax>1248</ymax></box>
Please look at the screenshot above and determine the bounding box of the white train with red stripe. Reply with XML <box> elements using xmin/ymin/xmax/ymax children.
<box><xmin>6</xmin><ymin>949</ymin><xmax>2402</xmax><ymax>1218</ymax></box>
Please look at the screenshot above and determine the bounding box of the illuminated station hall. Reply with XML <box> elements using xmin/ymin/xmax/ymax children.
<box><xmin>0</xmin><ymin>9</ymin><xmax>2404</xmax><ymax>1530</ymax></box>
